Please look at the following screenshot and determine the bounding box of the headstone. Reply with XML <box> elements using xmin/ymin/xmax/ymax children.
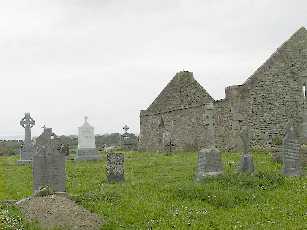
<box><xmin>238</xmin><ymin>127</ymin><xmax>255</xmax><ymax>173</ymax></box>
<box><xmin>196</xmin><ymin>103</ymin><xmax>223</xmax><ymax>181</ymax></box>
<box><xmin>76</xmin><ymin>116</ymin><xmax>100</xmax><ymax>160</ymax></box>
<box><xmin>121</xmin><ymin>125</ymin><xmax>133</xmax><ymax>150</ymax></box>
<box><xmin>32</xmin><ymin>127</ymin><xmax>66</xmax><ymax>194</ymax></box>
<box><xmin>196</xmin><ymin>148</ymin><xmax>223</xmax><ymax>181</ymax></box>
<box><xmin>106</xmin><ymin>153</ymin><xmax>124</xmax><ymax>183</ymax></box>
<box><xmin>281</xmin><ymin>123</ymin><xmax>303</xmax><ymax>176</ymax></box>
<box><xmin>300</xmin><ymin>74</ymin><xmax>307</xmax><ymax>168</ymax></box>
<box><xmin>163</xmin><ymin>131</ymin><xmax>175</xmax><ymax>153</ymax></box>
<box><xmin>17</xmin><ymin>113</ymin><xmax>35</xmax><ymax>164</ymax></box>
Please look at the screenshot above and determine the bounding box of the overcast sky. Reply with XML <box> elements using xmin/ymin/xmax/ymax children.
<box><xmin>0</xmin><ymin>0</ymin><xmax>306</xmax><ymax>137</ymax></box>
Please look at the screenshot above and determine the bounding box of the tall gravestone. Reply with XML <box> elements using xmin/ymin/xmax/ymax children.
<box><xmin>76</xmin><ymin>116</ymin><xmax>100</xmax><ymax>160</ymax></box>
<box><xmin>17</xmin><ymin>113</ymin><xmax>35</xmax><ymax>165</ymax></box>
<box><xmin>121</xmin><ymin>125</ymin><xmax>133</xmax><ymax>150</ymax></box>
<box><xmin>106</xmin><ymin>153</ymin><xmax>124</xmax><ymax>183</ymax></box>
<box><xmin>238</xmin><ymin>127</ymin><xmax>255</xmax><ymax>173</ymax></box>
<box><xmin>299</xmin><ymin>73</ymin><xmax>307</xmax><ymax>169</ymax></box>
<box><xmin>32</xmin><ymin>127</ymin><xmax>66</xmax><ymax>194</ymax></box>
<box><xmin>281</xmin><ymin>123</ymin><xmax>302</xmax><ymax>176</ymax></box>
<box><xmin>196</xmin><ymin>103</ymin><xmax>223</xmax><ymax>181</ymax></box>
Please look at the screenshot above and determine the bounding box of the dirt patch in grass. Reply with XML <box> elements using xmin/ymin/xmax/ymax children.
<box><xmin>17</xmin><ymin>194</ymin><xmax>103</xmax><ymax>230</ymax></box>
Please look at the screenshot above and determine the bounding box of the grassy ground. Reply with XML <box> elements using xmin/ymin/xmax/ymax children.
<box><xmin>0</xmin><ymin>151</ymin><xmax>306</xmax><ymax>229</ymax></box>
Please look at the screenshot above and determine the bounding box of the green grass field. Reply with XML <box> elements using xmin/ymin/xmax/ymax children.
<box><xmin>0</xmin><ymin>151</ymin><xmax>306</xmax><ymax>229</ymax></box>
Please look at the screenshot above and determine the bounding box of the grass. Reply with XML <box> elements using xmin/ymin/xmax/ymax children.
<box><xmin>0</xmin><ymin>151</ymin><xmax>306</xmax><ymax>229</ymax></box>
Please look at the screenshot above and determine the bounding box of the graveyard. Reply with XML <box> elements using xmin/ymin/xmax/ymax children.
<box><xmin>1</xmin><ymin>2</ymin><xmax>307</xmax><ymax>230</ymax></box>
<box><xmin>0</xmin><ymin>149</ymin><xmax>306</xmax><ymax>229</ymax></box>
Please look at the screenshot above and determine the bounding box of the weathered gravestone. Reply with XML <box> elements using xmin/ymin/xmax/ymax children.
<box><xmin>163</xmin><ymin>131</ymin><xmax>175</xmax><ymax>153</ymax></box>
<box><xmin>32</xmin><ymin>127</ymin><xmax>66</xmax><ymax>194</ymax></box>
<box><xmin>238</xmin><ymin>127</ymin><xmax>255</xmax><ymax>173</ymax></box>
<box><xmin>300</xmin><ymin>73</ymin><xmax>307</xmax><ymax>168</ymax></box>
<box><xmin>121</xmin><ymin>125</ymin><xmax>136</xmax><ymax>151</ymax></box>
<box><xmin>76</xmin><ymin>116</ymin><xmax>100</xmax><ymax>160</ymax></box>
<box><xmin>196</xmin><ymin>103</ymin><xmax>223</xmax><ymax>181</ymax></box>
<box><xmin>281</xmin><ymin>123</ymin><xmax>303</xmax><ymax>176</ymax></box>
<box><xmin>106</xmin><ymin>153</ymin><xmax>124</xmax><ymax>183</ymax></box>
<box><xmin>17</xmin><ymin>113</ymin><xmax>35</xmax><ymax>164</ymax></box>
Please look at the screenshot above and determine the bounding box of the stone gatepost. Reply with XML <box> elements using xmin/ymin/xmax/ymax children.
<box><xmin>33</xmin><ymin>127</ymin><xmax>66</xmax><ymax>194</ymax></box>
<box><xmin>196</xmin><ymin>103</ymin><xmax>223</xmax><ymax>181</ymax></box>
<box><xmin>238</xmin><ymin>127</ymin><xmax>255</xmax><ymax>173</ymax></box>
<box><xmin>17</xmin><ymin>113</ymin><xmax>35</xmax><ymax>165</ymax></box>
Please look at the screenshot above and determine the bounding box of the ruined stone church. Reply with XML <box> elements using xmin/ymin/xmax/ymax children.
<box><xmin>139</xmin><ymin>27</ymin><xmax>307</xmax><ymax>152</ymax></box>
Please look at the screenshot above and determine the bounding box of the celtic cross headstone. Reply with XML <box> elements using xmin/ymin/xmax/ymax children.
<box><xmin>17</xmin><ymin>113</ymin><xmax>35</xmax><ymax>164</ymax></box>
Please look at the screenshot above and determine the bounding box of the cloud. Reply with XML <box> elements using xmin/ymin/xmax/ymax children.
<box><xmin>0</xmin><ymin>0</ymin><xmax>306</xmax><ymax>136</ymax></box>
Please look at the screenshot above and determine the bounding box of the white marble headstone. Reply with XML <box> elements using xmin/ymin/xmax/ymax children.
<box><xmin>76</xmin><ymin>117</ymin><xmax>100</xmax><ymax>160</ymax></box>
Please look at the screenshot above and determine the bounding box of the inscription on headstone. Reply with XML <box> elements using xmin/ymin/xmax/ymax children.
<box><xmin>32</xmin><ymin>127</ymin><xmax>66</xmax><ymax>194</ymax></box>
<box><xmin>282</xmin><ymin>124</ymin><xmax>302</xmax><ymax>176</ymax></box>
<box><xmin>106</xmin><ymin>153</ymin><xmax>124</xmax><ymax>183</ymax></box>
<box><xmin>17</xmin><ymin>113</ymin><xmax>35</xmax><ymax>164</ymax></box>
<box><xmin>238</xmin><ymin>127</ymin><xmax>255</xmax><ymax>173</ymax></box>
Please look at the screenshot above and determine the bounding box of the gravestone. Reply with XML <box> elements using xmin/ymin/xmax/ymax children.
<box><xmin>162</xmin><ymin>130</ymin><xmax>175</xmax><ymax>153</ymax></box>
<box><xmin>121</xmin><ymin>125</ymin><xmax>135</xmax><ymax>150</ymax></box>
<box><xmin>76</xmin><ymin>116</ymin><xmax>100</xmax><ymax>160</ymax></box>
<box><xmin>196</xmin><ymin>103</ymin><xmax>223</xmax><ymax>181</ymax></box>
<box><xmin>281</xmin><ymin>124</ymin><xmax>302</xmax><ymax>176</ymax></box>
<box><xmin>32</xmin><ymin>127</ymin><xmax>66</xmax><ymax>194</ymax></box>
<box><xmin>238</xmin><ymin>127</ymin><xmax>255</xmax><ymax>173</ymax></box>
<box><xmin>17</xmin><ymin>113</ymin><xmax>35</xmax><ymax>164</ymax></box>
<box><xmin>106</xmin><ymin>153</ymin><xmax>124</xmax><ymax>183</ymax></box>
<box><xmin>300</xmin><ymin>74</ymin><xmax>307</xmax><ymax>168</ymax></box>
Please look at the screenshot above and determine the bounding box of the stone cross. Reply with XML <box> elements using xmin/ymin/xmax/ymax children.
<box><xmin>18</xmin><ymin>113</ymin><xmax>35</xmax><ymax>164</ymax></box>
<box><xmin>165</xmin><ymin>138</ymin><xmax>175</xmax><ymax>153</ymax></box>
<box><xmin>123</xmin><ymin>124</ymin><xmax>129</xmax><ymax>133</ymax></box>
<box><xmin>238</xmin><ymin>127</ymin><xmax>255</xmax><ymax>173</ymax></box>
<box><xmin>121</xmin><ymin>125</ymin><xmax>134</xmax><ymax>150</ymax></box>
<box><xmin>106</xmin><ymin>152</ymin><xmax>124</xmax><ymax>183</ymax></box>
<box><xmin>32</xmin><ymin>127</ymin><xmax>66</xmax><ymax>194</ymax></box>
<box><xmin>282</xmin><ymin>123</ymin><xmax>302</xmax><ymax>176</ymax></box>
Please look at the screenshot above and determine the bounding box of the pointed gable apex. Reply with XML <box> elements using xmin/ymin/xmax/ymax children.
<box><xmin>147</xmin><ymin>71</ymin><xmax>214</xmax><ymax>113</ymax></box>
<box><xmin>244</xmin><ymin>27</ymin><xmax>307</xmax><ymax>85</ymax></box>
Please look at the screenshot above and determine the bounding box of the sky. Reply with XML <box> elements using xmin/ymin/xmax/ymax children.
<box><xmin>0</xmin><ymin>0</ymin><xmax>306</xmax><ymax>137</ymax></box>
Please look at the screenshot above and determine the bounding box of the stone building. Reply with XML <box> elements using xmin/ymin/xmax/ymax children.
<box><xmin>139</xmin><ymin>27</ymin><xmax>307</xmax><ymax>152</ymax></box>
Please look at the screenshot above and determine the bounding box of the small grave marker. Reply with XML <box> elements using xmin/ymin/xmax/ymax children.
<box><xmin>106</xmin><ymin>153</ymin><xmax>124</xmax><ymax>183</ymax></box>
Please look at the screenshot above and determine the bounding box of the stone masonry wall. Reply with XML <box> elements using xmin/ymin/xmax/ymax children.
<box><xmin>140</xmin><ymin>104</ymin><xmax>215</xmax><ymax>151</ymax></box>
<box><xmin>140</xmin><ymin>27</ymin><xmax>307</xmax><ymax>152</ymax></box>
<box><xmin>215</xmin><ymin>27</ymin><xmax>307</xmax><ymax>150</ymax></box>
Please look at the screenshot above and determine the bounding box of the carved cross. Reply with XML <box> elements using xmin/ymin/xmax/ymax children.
<box><xmin>165</xmin><ymin>138</ymin><xmax>175</xmax><ymax>153</ymax></box>
<box><xmin>20</xmin><ymin>113</ymin><xmax>35</xmax><ymax>128</ymax></box>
